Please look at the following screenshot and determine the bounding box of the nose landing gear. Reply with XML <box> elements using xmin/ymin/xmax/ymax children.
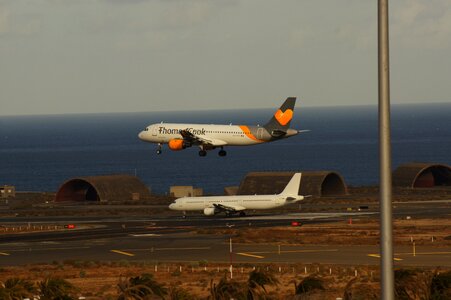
<box><xmin>156</xmin><ymin>143</ymin><xmax>162</xmax><ymax>155</ymax></box>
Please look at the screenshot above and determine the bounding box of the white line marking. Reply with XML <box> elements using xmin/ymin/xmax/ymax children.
<box><xmin>236</xmin><ymin>252</ymin><xmax>265</xmax><ymax>259</ymax></box>
<box><xmin>111</xmin><ymin>250</ymin><xmax>135</xmax><ymax>257</ymax></box>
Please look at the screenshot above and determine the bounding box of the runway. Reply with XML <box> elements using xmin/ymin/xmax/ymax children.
<box><xmin>0</xmin><ymin>212</ymin><xmax>360</xmax><ymax>244</ymax></box>
<box><xmin>1</xmin><ymin>230</ymin><xmax>450</xmax><ymax>267</ymax></box>
<box><xmin>1</xmin><ymin>206</ymin><xmax>450</xmax><ymax>267</ymax></box>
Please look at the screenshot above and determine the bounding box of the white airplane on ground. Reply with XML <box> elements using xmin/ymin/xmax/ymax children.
<box><xmin>168</xmin><ymin>173</ymin><xmax>304</xmax><ymax>216</ymax></box>
<box><xmin>138</xmin><ymin>97</ymin><xmax>305</xmax><ymax>157</ymax></box>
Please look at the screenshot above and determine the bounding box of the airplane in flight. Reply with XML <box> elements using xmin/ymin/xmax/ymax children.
<box><xmin>168</xmin><ymin>173</ymin><xmax>304</xmax><ymax>216</ymax></box>
<box><xmin>138</xmin><ymin>97</ymin><xmax>305</xmax><ymax>156</ymax></box>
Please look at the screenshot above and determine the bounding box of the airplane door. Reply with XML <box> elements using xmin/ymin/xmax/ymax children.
<box><xmin>152</xmin><ymin>126</ymin><xmax>158</xmax><ymax>136</ymax></box>
<box><xmin>257</xmin><ymin>128</ymin><xmax>264</xmax><ymax>139</ymax></box>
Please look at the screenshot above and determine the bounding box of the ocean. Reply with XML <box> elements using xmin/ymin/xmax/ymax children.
<box><xmin>0</xmin><ymin>103</ymin><xmax>450</xmax><ymax>195</ymax></box>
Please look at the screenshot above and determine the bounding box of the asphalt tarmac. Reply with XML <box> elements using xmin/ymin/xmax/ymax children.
<box><xmin>1</xmin><ymin>201</ymin><xmax>450</xmax><ymax>267</ymax></box>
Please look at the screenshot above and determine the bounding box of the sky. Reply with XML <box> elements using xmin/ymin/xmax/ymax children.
<box><xmin>1</xmin><ymin>0</ymin><xmax>451</xmax><ymax>116</ymax></box>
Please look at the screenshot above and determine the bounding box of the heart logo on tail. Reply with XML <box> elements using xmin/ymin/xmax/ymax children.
<box><xmin>274</xmin><ymin>109</ymin><xmax>293</xmax><ymax>126</ymax></box>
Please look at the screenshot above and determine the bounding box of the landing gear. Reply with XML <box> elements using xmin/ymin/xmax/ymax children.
<box><xmin>239</xmin><ymin>211</ymin><xmax>246</xmax><ymax>217</ymax></box>
<box><xmin>218</xmin><ymin>149</ymin><xmax>227</xmax><ymax>157</ymax></box>
<box><xmin>156</xmin><ymin>143</ymin><xmax>162</xmax><ymax>155</ymax></box>
<box><xmin>198</xmin><ymin>150</ymin><xmax>207</xmax><ymax>157</ymax></box>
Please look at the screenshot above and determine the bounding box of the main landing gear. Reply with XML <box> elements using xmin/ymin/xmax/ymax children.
<box><xmin>218</xmin><ymin>148</ymin><xmax>227</xmax><ymax>157</ymax></box>
<box><xmin>198</xmin><ymin>148</ymin><xmax>227</xmax><ymax>157</ymax></box>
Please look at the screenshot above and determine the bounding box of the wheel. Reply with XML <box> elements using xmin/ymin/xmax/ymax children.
<box><xmin>239</xmin><ymin>211</ymin><xmax>246</xmax><ymax>217</ymax></box>
<box><xmin>198</xmin><ymin>150</ymin><xmax>207</xmax><ymax>157</ymax></box>
<box><xmin>156</xmin><ymin>149</ymin><xmax>162</xmax><ymax>155</ymax></box>
<box><xmin>218</xmin><ymin>150</ymin><xmax>227</xmax><ymax>157</ymax></box>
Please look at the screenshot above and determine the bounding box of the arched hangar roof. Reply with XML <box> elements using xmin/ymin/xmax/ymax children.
<box><xmin>56</xmin><ymin>175</ymin><xmax>151</xmax><ymax>202</ymax></box>
<box><xmin>237</xmin><ymin>171</ymin><xmax>347</xmax><ymax>197</ymax></box>
<box><xmin>393</xmin><ymin>163</ymin><xmax>451</xmax><ymax>188</ymax></box>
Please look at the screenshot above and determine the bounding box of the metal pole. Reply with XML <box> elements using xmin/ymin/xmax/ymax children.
<box><xmin>378</xmin><ymin>0</ymin><xmax>394</xmax><ymax>299</ymax></box>
<box><xmin>229</xmin><ymin>237</ymin><xmax>233</xmax><ymax>279</ymax></box>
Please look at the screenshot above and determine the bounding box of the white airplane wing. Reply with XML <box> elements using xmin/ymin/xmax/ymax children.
<box><xmin>213</xmin><ymin>203</ymin><xmax>246</xmax><ymax>212</ymax></box>
<box><xmin>180</xmin><ymin>130</ymin><xmax>227</xmax><ymax>146</ymax></box>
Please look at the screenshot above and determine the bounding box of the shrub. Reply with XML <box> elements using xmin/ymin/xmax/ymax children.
<box><xmin>38</xmin><ymin>277</ymin><xmax>76</xmax><ymax>300</ymax></box>
<box><xmin>431</xmin><ymin>270</ymin><xmax>451</xmax><ymax>299</ymax></box>
<box><xmin>294</xmin><ymin>276</ymin><xmax>325</xmax><ymax>295</ymax></box>
<box><xmin>0</xmin><ymin>278</ymin><xmax>35</xmax><ymax>300</ymax></box>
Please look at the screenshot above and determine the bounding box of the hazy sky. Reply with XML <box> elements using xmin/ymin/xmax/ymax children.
<box><xmin>1</xmin><ymin>0</ymin><xmax>451</xmax><ymax>115</ymax></box>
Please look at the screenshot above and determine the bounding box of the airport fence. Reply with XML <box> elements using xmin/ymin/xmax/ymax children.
<box><xmin>138</xmin><ymin>262</ymin><xmax>379</xmax><ymax>280</ymax></box>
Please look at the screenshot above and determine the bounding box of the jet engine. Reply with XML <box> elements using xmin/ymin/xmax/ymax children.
<box><xmin>168</xmin><ymin>139</ymin><xmax>187</xmax><ymax>151</ymax></box>
<box><xmin>203</xmin><ymin>207</ymin><xmax>217</xmax><ymax>216</ymax></box>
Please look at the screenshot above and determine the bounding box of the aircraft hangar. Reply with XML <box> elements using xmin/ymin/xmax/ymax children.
<box><xmin>237</xmin><ymin>171</ymin><xmax>347</xmax><ymax>197</ymax></box>
<box><xmin>55</xmin><ymin>175</ymin><xmax>151</xmax><ymax>203</ymax></box>
<box><xmin>393</xmin><ymin>162</ymin><xmax>451</xmax><ymax>188</ymax></box>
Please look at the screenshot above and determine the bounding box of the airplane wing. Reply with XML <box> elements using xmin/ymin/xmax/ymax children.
<box><xmin>212</xmin><ymin>203</ymin><xmax>246</xmax><ymax>213</ymax></box>
<box><xmin>180</xmin><ymin>129</ymin><xmax>227</xmax><ymax>146</ymax></box>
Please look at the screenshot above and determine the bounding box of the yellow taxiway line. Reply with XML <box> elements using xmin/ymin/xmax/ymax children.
<box><xmin>122</xmin><ymin>247</ymin><xmax>211</xmax><ymax>252</ymax></box>
<box><xmin>236</xmin><ymin>252</ymin><xmax>265</xmax><ymax>259</ymax></box>
<box><xmin>152</xmin><ymin>247</ymin><xmax>211</xmax><ymax>251</ymax></box>
<box><xmin>368</xmin><ymin>251</ymin><xmax>451</xmax><ymax>260</ymax></box>
<box><xmin>368</xmin><ymin>254</ymin><xmax>403</xmax><ymax>261</ymax></box>
<box><xmin>247</xmin><ymin>249</ymin><xmax>339</xmax><ymax>255</ymax></box>
<box><xmin>111</xmin><ymin>250</ymin><xmax>135</xmax><ymax>257</ymax></box>
<box><xmin>0</xmin><ymin>252</ymin><xmax>10</xmax><ymax>256</ymax></box>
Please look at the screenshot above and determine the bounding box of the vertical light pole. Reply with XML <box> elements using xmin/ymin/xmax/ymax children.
<box><xmin>229</xmin><ymin>237</ymin><xmax>233</xmax><ymax>279</ymax></box>
<box><xmin>378</xmin><ymin>0</ymin><xmax>394</xmax><ymax>299</ymax></box>
<box><xmin>226</xmin><ymin>223</ymin><xmax>234</xmax><ymax>279</ymax></box>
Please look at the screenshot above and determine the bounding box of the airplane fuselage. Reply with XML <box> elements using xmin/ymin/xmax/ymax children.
<box><xmin>138</xmin><ymin>123</ymin><xmax>298</xmax><ymax>146</ymax></box>
<box><xmin>169</xmin><ymin>173</ymin><xmax>304</xmax><ymax>216</ymax></box>
<box><xmin>138</xmin><ymin>97</ymin><xmax>301</xmax><ymax>156</ymax></box>
<box><xmin>170</xmin><ymin>195</ymin><xmax>287</xmax><ymax>211</ymax></box>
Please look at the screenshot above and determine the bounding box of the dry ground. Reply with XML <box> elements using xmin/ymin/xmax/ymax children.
<box><xmin>1</xmin><ymin>262</ymin><xmax>449</xmax><ymax>299</ymax></box>
<box><xmin>0</xmin><ymin>262</ymin><xmax>391</xmax><ymax>299</ymax></box>
<box><xmin>196</xmin><ymin>218</ymin><xmax>451</xmax><ymax>246</ymax></box>
<box><xmin>1</xmin><ymin>218</ymin><xmax>451</xmax><ymax>298</ymax></box>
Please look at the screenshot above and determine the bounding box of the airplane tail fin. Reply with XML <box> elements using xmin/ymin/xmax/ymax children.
<box><xmin>280</xmin><ymin>173</ymin><xmax>302</xmax><ymax>196</ymax></box>
<box><xmin>264</xmin><ymin>97</ymin><xmax>297</xmax><ymax>137</ymax></box>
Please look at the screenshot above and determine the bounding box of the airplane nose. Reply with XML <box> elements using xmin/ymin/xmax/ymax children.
<box><xmin>169</xmin><ymin>203</ymin><xmax>175</xmax><ymax>210</ymax></box>
<box><xmin>138</xmin><ymin>131</ymin><xmax>145</xmax><ymax>140</ymax></box>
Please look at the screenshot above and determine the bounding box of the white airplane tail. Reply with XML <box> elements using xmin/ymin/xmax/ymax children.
<box><xmin>280</xmin><ymin>173</ymin><xmax>302</xmax><ymax>196</ymax></box>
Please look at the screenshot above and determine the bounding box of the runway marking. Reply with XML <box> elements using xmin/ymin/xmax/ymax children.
<box><xmin>368</xmin><ymin>254</ymin><xmax>403</xmax><ymax>261</ymax></box>
<box><xmin>2</xmin><ymin>247</ymin><xmax>90</xmax><ymax>252</ymax></box>
<box><xmin>123</xmin><ymin>247</ymin><xmax>211</xmax><ymax>252</ymax></box>
<box><xmin>279</xmin><ymin>249</ymin><xmax>339</xmax><ymax>254</ymax></box>
<box><xmin>111</xmin><ymin>250</ymin><xmax>135</xmax><ymax>257</ymax></box>
<box><xmin>153</xmin><ymin>247</ymin><xmax>211</xmax><ymax>251</ymax></box>
<box><xmin>245</xmin><ymin>249</ymin><xmax>339</xmax><ymax>255</ymax></box>
<box><xmin>130</xmin><ymin>234</ymin><xmax>161</xmax><ymax>237</ymax></box>
<box><xmin>236</xmin><ymin>252</ymin><xmax>265</xmax><ymax>259</ymax></box>
<box><xmin>0</xmin><ymin>252</ymin><xmax>10</xmax><ymax>256</ymax></box>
